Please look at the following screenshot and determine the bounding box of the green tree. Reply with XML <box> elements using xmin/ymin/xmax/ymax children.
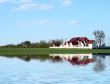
<box><xmin>51</xmin><ymin>39</ymin><xmax>62</xmax><ymax>46</ymax></box>
<box><xmin>32</xmin><ymin>41</ymin><xmax>49</xmax><ymax>48</ymax></box>
<box><xmin>21</xmin><ymin>41</ymin><xmax>32</xmax><ymax>48</ymax></box>
<box><xmin>39</xmin><ymin>40</ymin><xmax>48</xmax><ymax>48</ymax></box>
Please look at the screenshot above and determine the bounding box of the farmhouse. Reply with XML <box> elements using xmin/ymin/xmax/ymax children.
<box><xmin>50</xmin><ymin>37</ymin><xmax>96</xmax><ymax>49</ymax></box>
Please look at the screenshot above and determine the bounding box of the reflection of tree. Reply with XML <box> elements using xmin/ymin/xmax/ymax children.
<box><xmin>93</xmin><ymin>54</ymin><xmax>106</xmax><ymax>73</ymax></box>
<box><xmin>22</xmin><ymin>55</ymin><xmax>31</xmax><ymax>62</ymax></box>
<box><xmin>0</xmin><ymin>54</ymin><xmax>63</xmax><ymax>63</ymax></box>
<box><xmin>0</xmin><ymin>54</ymin><xmax>50</xmax><ymax>62</ymax></box>
<box><xmin>50</xmin><ymin>56</ymin><xmax>63</xmax><ymax>63</ymax></box>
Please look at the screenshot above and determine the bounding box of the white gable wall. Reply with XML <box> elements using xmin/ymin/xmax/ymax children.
<box><xmin>50</xmin><ymin>43</ymin><xmax>93</xmax><ymax>49</ymax></box>
<box><xmin>49</xmin><ymin>40</ymin><xmax>96</xmax><ymax>49</ymax></box>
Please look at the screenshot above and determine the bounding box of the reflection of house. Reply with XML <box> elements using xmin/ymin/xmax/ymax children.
<box><xmin>50</xmin><ymin>37</ymin><xmax>96</xmax><ymax>49</ymax></box>
<box><xmin>50</xmin><ymin>54</ymin><xmax>95</xmax><ymax>65</ymax></box>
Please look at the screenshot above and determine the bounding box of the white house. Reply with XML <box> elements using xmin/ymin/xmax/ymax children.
<box><xmin>50</xmin><ymin>37</ymin><xmax>96</xmax><ymax>49</ymax></box>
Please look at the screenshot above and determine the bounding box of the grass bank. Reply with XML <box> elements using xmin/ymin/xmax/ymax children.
<box><xmin>0</xmin><ymin>48</ymin><xmax>110</xmax><ymax>55</ymax></box>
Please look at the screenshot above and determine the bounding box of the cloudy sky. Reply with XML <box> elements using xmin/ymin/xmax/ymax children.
<box><xmin>0</xmin><ymin>0</ymin><xmax>110</xmax><ymax>45</ymax></box>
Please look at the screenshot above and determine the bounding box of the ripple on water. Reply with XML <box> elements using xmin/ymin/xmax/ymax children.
<box><xmin>0</xmin><ymin>54</ymin><xmax>110</xmax><ymax>84</ymax></box>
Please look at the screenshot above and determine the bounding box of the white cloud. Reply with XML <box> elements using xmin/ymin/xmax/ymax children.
<box><xmin>21</xmin><ymin>19</ymin><xmax>82</xmax><ymax>26</ymax></box>
<box><xmin>0</xmin><ymin>0</ymin><xmax>16</xmax><ymax>4</ymax></box>
<box><xmin>36</xmin><ymin>19</ymin><xmax>57</xmax><ymax>25</ymax></box>
<box><xmin>70</xmin><ymin>20</ymin><xmax>81</xmax><ymax>25</ymax></box>
<box><xmin>0</xmin><ymin>0</ymin><xmax>73</xmax><ymax>12</ymax></box>
<box><xmin>0</xmin><ymin>0</ymin><xmax>32</xmax><ymax>4</ymax></box>
<box><xmin>19</xmin><ymin>19</ymin><xmax>58</xmax><ymax>26</ymax></box>
<box><xmin>63</xmin><ymin>0</ymin><xmax>72</xmax><ymax>6</ymax></box>
<box><xmin>0</xmin><ymin>0</ymin><xmax>54</xmax><ymax>11</ymax></box>
<box><xmin>37</xmin><ymin>4</ymin><xmax>54</xmax><ymax>10</ymax></box>
<box><xmin>0</xmin><ymin>0</ymin><xmax>8</xmax><ymax>3</ymax></box>
<box><xmin>11</xmin><ymin>3</ymin><xmax>54</xmax><ymax>11</ymax></box>
<box><xmin>20</xmin><ymin>19</ymin><xmax>81</xmax><ymax>27</ymax></box>
<box><xmin>19</xmin><ymin>0</ymin><xmax>32</xmax><ymax>3</ymax></box>
<box><xmin>0</xmin><ymin>0</ymin><xmax>10</xmax><ymax>3</ymax></box>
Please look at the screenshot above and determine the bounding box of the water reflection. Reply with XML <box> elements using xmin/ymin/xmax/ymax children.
<box><xmin>93</xmin><ymin>54</ymin><xmax>106</xmax><ymax>73</ymax></box>
<box><xmin>0</xmin><ymin>54</ymin><xmax>50</xmax><ymax>62</ymax></box>
<box><xmin>0</xmin><ymin>53</ymin><xmax>109</xmax><ymax>73</ymax></box>
<box><xmin>50</xmin><ymin>54</ymin><xmax>95</xmax><ymax>66</ymax></box>
<box><xmin>50</xmin><ymin>54</ymin><xmax>107</xmax><ymax>72</ymax></box>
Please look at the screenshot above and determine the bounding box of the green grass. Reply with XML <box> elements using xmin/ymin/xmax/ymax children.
<box><xmin>0</xmin><ymin>48</ymin><xmax>110</xmax><ymax>56</ymax></box>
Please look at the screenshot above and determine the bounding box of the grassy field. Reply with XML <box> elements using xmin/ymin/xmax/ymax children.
<box><xmin>0</xmin><ymin>48</ymin><xmax>110</xmax><ymax>56</ymax></box>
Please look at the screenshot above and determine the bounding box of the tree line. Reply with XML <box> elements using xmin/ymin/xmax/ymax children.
<box><xmin>1</xmin><ymin>39</ymin><xmax>62</xmax><ymax>48</ymax></box>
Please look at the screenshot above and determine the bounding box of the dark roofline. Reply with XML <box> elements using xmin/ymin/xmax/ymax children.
<box><xmin>65</xmin><ymin>37</ymin><xmax>95</xmax><ymax>45</ymax></box>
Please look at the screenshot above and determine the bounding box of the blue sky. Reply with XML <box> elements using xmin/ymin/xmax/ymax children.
<box><xmin>0</xmin><ymin>0</ymin><xmax>110</xmax><ymax>45</ymax></box>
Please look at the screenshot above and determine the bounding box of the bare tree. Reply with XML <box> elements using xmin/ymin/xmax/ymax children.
<box><xmin>93</xmin><ymin>30</ymin><xmax>105</xmax><ymax>47</ymax></box>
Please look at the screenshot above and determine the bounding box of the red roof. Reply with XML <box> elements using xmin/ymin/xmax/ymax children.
<box><xmin>65</xmin><ymin>37</ymin><xmax>94</xmax><ymax>45</ymax></box>
<box><xmin>88</xmin><ymin>40</ymin><xmax>95</xmax><ymax>44</ymax></box>
<box><xmin>79</xmin><ymin>37</ymin><xmax>88</xmax><ymax>41</ymax></box>
<box><xmin>69</xmin><ymin>37</ymin><xmax>78</xmax><ymax>42</ymax></box>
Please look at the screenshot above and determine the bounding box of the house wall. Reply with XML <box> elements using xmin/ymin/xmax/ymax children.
<box><xmin>49</xmin><ymin>44</ymin><xmax>93</xmax><ymax>49</ymax></box>
<box><xmin>49</xmin><ymin>41</ymin><xmax>95</xmax><ymax>49</ymax></box>
<box><xmin>79</xmin><ymin>42</ymin><xmax>84</xmax><ymax>46</ymax></box>
<box><xmin>88</xmin><ymin>44</ymin><xmax>92</xmax><ymax>49</ymax></box>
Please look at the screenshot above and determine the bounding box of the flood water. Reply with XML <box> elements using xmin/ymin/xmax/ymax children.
<box><xmin>0</xmin><ymin>54</ymin><xmax>110</xmax><ymax>84</ymax></box>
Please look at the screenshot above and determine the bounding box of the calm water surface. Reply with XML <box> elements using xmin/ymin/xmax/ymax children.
<box><xmin>0</xmin><ymin>54</ymin><xmax>110</xmax><ymax>84</ymax></box>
